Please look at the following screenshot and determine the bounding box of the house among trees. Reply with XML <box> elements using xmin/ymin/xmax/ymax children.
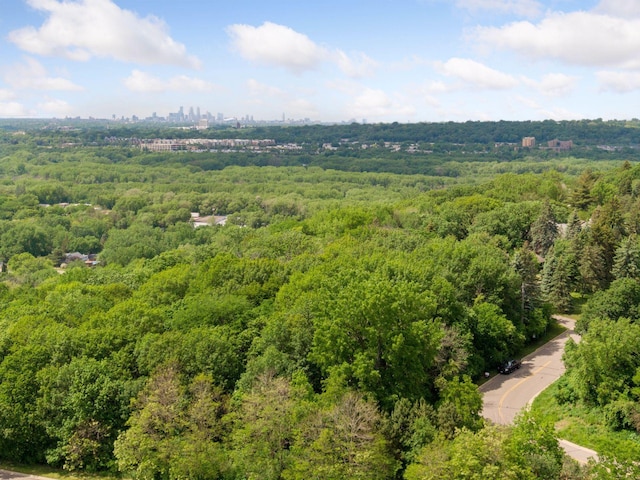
<box><xmin>190</xmin><ymin>213</ymin><xmax>228</xmax><ymax>228</ymax></box>
<box><xmin>60</xmin><ymin>252</ymin><xmax>99</xmax><ymax>268</ymax></box>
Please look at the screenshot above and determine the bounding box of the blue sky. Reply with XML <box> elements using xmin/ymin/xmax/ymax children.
<box><xmin>1</xmin><ymin>0</ymin><xmax>640</xmax><ymax>122</ymax></box>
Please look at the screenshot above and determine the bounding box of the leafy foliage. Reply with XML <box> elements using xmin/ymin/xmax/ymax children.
<box><xmin>2</xmin><ymin>122</ymin><xmax>640</xmax><ymax>478</ymax></box>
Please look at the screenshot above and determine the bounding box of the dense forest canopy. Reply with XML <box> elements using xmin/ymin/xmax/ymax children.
<box><xmin>0</xmin><ymin>120</ymin><xmax>639</xmax><ymax>479</ymax></box>
<box><xmin>3</xmin><ymin>118</ymin><xmax>640</xmax><ymax>145</ymax></box>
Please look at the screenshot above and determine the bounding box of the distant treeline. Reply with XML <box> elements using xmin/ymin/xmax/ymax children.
<box><xmin>3</xmin><ymin>118</ymin><xmax>640</xmax><ymax>147</ymax></box>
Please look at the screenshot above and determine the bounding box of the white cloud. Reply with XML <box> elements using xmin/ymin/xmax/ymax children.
<box><xmin>595</xmin><ymin>0</ymin><xmax>640</xmax><ymax>18</ymax></box>
<box><xmin>435</xmin><ymin>58</ymin><xmax>518</xmax><ymax>89</ymax></box>
<box><xmin>0</xmin><ymin>89</ymin><xmax>16</xmax><ymax>101</ymax></box>
<box><xmin>0</xmin><ymin>102</ymin><xmax>28</xmax><ymax>117</ymax></box>
<box><xmin>597</xmin><ymin>71</ymin><xmax>640</xmax><ymax>93</ymax></box>
<box><xmin>227</xmin><ymin>22</ymin><xmax>327</xmax><ymax>74</ymax></box>
<box><xmin>425</xmin><ymin>80</ymin><xmax>455</xmax><ymax>94</ymax></box>
<box><xmin>9</xmin><ymin>0</ymin><xmax>200</xmax><ymax>68</ymax></box>
<box><xmin>245</xmin><ymin>80</ymin><xmax>318</xmax><ymax>118</ymax></box>
<box><xmin>4</xmin><ymin>57</ymin><xmax>83</xmax><ymax>91</ymax></box>
<box><xmin>515</xmin><ymin>95</ymin><xmax>581</xmax><ymax>120</ymax></box>
<box><xmin>335</xmin><ymin>50</ymin><xmax>378</xmax><ymax>78</ymax></box>
<box><xmin>285</xmin><ymin>98</ymin><xmax>319</xmax><ymax>119</ymax></box>
<box><xmin>345</xmin><ymin>87</ymin><xmax>415</xmax><ymax>119</ymax></box>
<box><xmin>455</xmin><ymin>0</ymin><xmax>543</xmax><ymax>17</ymax></box>
<box><xmin>124</xmin><ymin>70</ymin><xmax>216</xmax><ymax>93</ymax></box>
<box><xmin>522</xmin><ymin>73</ymin><xmax>577</xmax><ymax>97</ymax></box>
<box><xmin>38</xmin><ymin>97</ymin><xmax>73</xmax><ymax>116</ymax></box>
<box><xmin>474</xmin><ymin>12</ymin><xmax>640</xmax><ymax>69</ymax></box>
<box><xmin>246</xmin><ymin>79</ymin><xmax>285</xmax><ymax>97</ymax></box>
<box><xmin>227</xmin><ymin>22</ymin><xmax>377</xmax><ymax>78</ymax></box>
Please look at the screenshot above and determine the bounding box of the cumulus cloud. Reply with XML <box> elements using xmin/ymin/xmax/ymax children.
<box><xmin>0</xmin><ymin>89</ymin><xmax>16</xmax><ymax>101</ymax></box>
<box><xmin>227</xmin><ymin>21</ymin><xmax>377</xmax><ymax>78</ymax></box>
<box><xmin>8</xmin><ymin>0</ymin><xmax>200</xmax><ymax>68</ymax></box>
<box><xmin>227</xmin><ymin>22</ymin><xmax>327</xmax><ymax>74</ymax></box>
<box><xmin>435</xmin><ymin>58</ymin><xmax>519</xmax><ymax>89</ymax></box>
<box><xmin>244</xmin><ymin>80</ymin><xmax>318</xmax><ymax>119</ymax></box>
<box><xmin>246</xmin><ymin>79</ymin><xmax>285</xmax><ymax>97</ymax></box>
<box><xmin>335</xmin><ymin>50</ymin><xmax>378</xmax><ymax>78</ymax></box>
<box><xmin>346</xmin><ymin>87</ymin><xmax>415</xmax><ymax>119</ymax></box>
<box><xmin>285</xmin><ymin>98</ymin><xmax>319</xmax><ymax>119</ymax></box>
<box><xmin>4</xmin><ymin>57</ymin><xmax>83</xmax><ymax>91</ymax></box>
<box><xmin>38</xmin><ymin>97</ymin><xmax>73</xmax><ymax>116</ymax></box>
<box><xmin>425</xmin><ymin>80</ymin><xmax>455</xmax><ymax>94</ymax></box>
<box><xmin>124</xmin><ymin>70</ymin><xmax>216</xmax><ymax>93</ymax></box>
<box><xmin>597</xmin><ymin>71</ymin><xmax>640</xmax><ymax>93</ymax></box>
<box><xmin>0</xmin><ymin>102</ymin><xmax>28</xmax><ymax>117</ymax></box>
<box><xmin>474</xmin><ymin>12</ymin><xmax>640</xmax><ymax>69</ymax></box>
<box><xmin>455</xmin><ymin>0</ymin><xmax>543</xmax><ymax>17</ymax></box>
<box><xmin>595</xmin><ymin>0</ymin><xmax>640</xmax><ymax>18</ymax></box>
<box><xmin>515</xmin><ymin>95</ymin><xmax>581</xmax><ymax>120</ymax></box>
<box><xmin>521</xmin><ymin>73</ymin><xmax>577</xmax><ymax>96</ymax></box>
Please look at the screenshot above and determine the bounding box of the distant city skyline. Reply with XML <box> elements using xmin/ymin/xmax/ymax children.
<box><xmin>2</xmin><ymin>1</ymin><xmax>640</xmax><ymax>122</ymax></box>
<box><xmin>91</xmin><ymin>105</ymin><xmax>320</xmax><ymax>125</ymax></box>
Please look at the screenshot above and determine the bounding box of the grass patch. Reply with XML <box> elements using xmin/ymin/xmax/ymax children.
<box><xmin>0</xmin><ymin>463</ymin><xmax>121</xmax><ymax>480</ymax></box>
<box><xmin>531</xmin><ymin>380</ymin><xmax>640</xmax><ymax>462</ymax></box>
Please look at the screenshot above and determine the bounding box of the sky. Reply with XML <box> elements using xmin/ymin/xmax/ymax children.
<box><xmin>1</xmin><ymin>0</ymin><xmax>640</xmax><ymax>123</ymax></box>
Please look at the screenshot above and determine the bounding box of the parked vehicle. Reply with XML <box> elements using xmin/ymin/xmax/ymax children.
<box><xmin>498</xmin><ymin>359</ymin><xmax>522</xmax><ymax>374</ymax></box>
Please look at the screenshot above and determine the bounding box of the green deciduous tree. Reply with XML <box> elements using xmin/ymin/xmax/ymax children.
<box><xmin>470</xmin><ymin>302</ymin><xmax>523</xmax><ymax>370</ymax></box>
<box><xmin>230</xmin><ymin>373</ymin><xmax>296</xmax><ymax>480</ymax></box>
<box><xmin>0</xmin><ymin>222</ymin><xmax>53</xmax><ymax>261</ymax></box>
<box><xmin>435</xmin><ymin>375</ymin><xmax>484</xmax><ymax>439</ymax></box>
<box><xmin>578</xmin><ymin>278</ymin><xmax>640</xmax><ymax>332</ymax></box>
<box><xmin>114</xmin><ymin>364</ymin><xmax>229</xmax><ymax>479</ymax></box>
<box><xmin>564</xmin><ymin>318</ymin><xmax>640</xmax><ymax>406</ymax></box>
<box><xmin>310</xmin><ymin>268</ymin><xmax>442</xmax><ymax>407</ymax></box>
<box><xmin>36</xmin><ymin>357</ymin><xmax>132</xmax><ymax>471</ymax></box>
<box><xmin>405</xmin><ymin>425</ymin><xmax>534</xmax><ymax>480</ymax></box>
<box><xmin>284</xmin><ymin>391</ymin><xmax>397</xmax><ymax>480</ymax></box>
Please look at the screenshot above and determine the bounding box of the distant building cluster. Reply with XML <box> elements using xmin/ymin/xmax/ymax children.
<box><xmin>547</xmin><ymin>139</ymin><xmax>573</xmax><ymax>152</ymax></box>
<box><xmin>521</xmin><ymin>137</ymin><xmax>573</xmax><ymax>152</ymax></box>
<box><xmin>140</xmin><ymin>138</ymin><xmax>277</xmax><ymax>152</ymax></box>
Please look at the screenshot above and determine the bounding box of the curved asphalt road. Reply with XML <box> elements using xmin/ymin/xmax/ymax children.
<box><xmin>480</xmin><ymin>316</ymin><xmax>598</xmax><ymax>464</ymax></box>
<box><xmin>0</xmin><ymin>471</ymin><xmax>51</xmax><ymax>480</ymax></box>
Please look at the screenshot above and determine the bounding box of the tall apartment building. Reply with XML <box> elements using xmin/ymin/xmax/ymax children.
<box><xmin>522</xmin><ymin>137</ymin><xmax>536</xmax><ymax>147</ymax></box>
<box><xmin>548</xmin><ymin>139</ymin><xmax>573</xmax><ymax>152</ymax></box>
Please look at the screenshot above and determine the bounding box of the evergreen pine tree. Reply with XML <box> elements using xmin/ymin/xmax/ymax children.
<box><xmin>541</xmin><ymin>242</ymin><xmax>577</xmax><ymax>313</ymax></box>
<box><xmin>612</xmin><ymin>236</ymin><xmax>640</xmax><ymax>280</ymax></box>
<box><xmin>512</xmin><ymin>244</ymin><xmax>541</xmax><ymax>323</ymax></box>
<box><xmin>565</xmin><ymin>210</ymin><xmax>583</xmax><ymax>241</ymax></box>
<box><xmin>571</xmin><ymin>169</ymin><xmax>597</xmax><ymax>210</ymax></box>
<box><xmin>530</xmin><ymin>201</ymin><xmax>558</xmax><ymax>257</ymax></box>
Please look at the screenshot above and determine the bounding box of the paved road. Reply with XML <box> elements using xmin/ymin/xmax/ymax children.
<box><xmin>559</xmin><ymin>439</ymin><xmax>599</xmax><ymax>465</ymax></box>
<box><xmin>480</xmin><ymin>316</ymin><xmax>598</xmax><ymax>464</ymax></box>
<box><xmin>0</xmin><ymin>470</ymin><xmax>51</xmax><ymax>480</ymax></box>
